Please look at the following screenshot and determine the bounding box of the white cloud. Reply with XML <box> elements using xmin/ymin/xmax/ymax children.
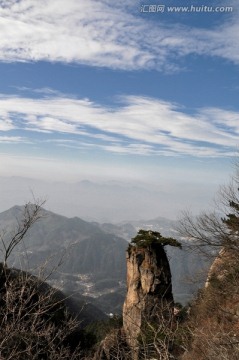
<box><xmin>26</xmin><ymin>115</ymin><xmax>79</xmax><ymax>134</ymax></box>
<box><xmin>0</xmin><ymin>93</ymin><xmax>238</xmax><ymax>157</ymax></box>
<box><xmin>0</xmin><ymin>0</ymin><xmax>238</xmax><ymax>70</ymax></box>
<box><xmin>0</xmin><ymin>135</ymin><xmax>29</xmax><ymax>143</ymax></box>
<box><xmin>0</xmin><ymin>117</ymin><xmax>14</xmax><ymax>130</ymax></box>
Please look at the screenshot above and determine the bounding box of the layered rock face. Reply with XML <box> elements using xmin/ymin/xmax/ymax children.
<box><xmin>182</xmin><ymin>248</ymin><xmax>239</xmax><ymax>360</ymax></box>
<box><xmin>123</xmin><ymin>244</ymin><xmax>174</xmax><ymax>354</ymax></box>
<box><xmin>205</xmin><ymin>248</ymin><xmax>239</xmax><ymax>326</ymax></box>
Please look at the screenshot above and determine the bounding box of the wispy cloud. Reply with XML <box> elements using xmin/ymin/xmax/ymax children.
<box><xmin>0</xmin><ymin>92</ymin><xmax>238</xmax><ymax>157</ymax></box>
<box><xmin>0</xmin><ymin>0</ymin><xmax>238</xmax><ymax>70</ymax></box>
<box><xmin>0</xmin><ymin>135</ymin><xmax>29</xmax><ymax>143</ymax></box>
<box><xmin>0</xmin><ymin>117</ymin><xmax>14</xmax><ymax>131</ymax></box>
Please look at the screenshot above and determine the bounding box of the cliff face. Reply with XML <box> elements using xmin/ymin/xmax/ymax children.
<box><xmin>204</xmin><ymin>248</ymin><xmax>239</xmax><ymax>321</ymax></box>
<box><xmin>123</xmin><ymin>244</ymin><xmax>174</xmax><ymax>352</ymax></box>
<box><xmin>94</xmin><ymin>239</ymin><xmax>176</xmax><ymax>360</ymax></box>
<box><xmin>182</xmin><ymin>248</ymin><xmax>239</xmax><ymax>360</ymax></box>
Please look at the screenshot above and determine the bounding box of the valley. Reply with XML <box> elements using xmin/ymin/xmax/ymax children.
<box><xmin>0</xmin><ymin>205</ymin><xmax>208</xmax><ymax>315</ymax></box>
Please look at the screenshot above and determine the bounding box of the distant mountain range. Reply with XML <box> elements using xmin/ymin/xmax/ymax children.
<box><xmin>0</xmin><ymin>205</ymin><xmax>209</xmax><ymax>313</ymax></box>
<box><xmin>0</xmin><ymin>176</ymin><xmax>213</xmax><ymax>222</ymax></box>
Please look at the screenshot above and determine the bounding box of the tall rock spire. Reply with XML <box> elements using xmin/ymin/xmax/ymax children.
<box><xmin>123</xmin><ymin>238</ymin><xmax>175</xmax><ymax>359</ymax></box>
<box><xmin>94</xmin><ymin>230</ymin><xmax>180</xmax><ymax>360</ymax></box>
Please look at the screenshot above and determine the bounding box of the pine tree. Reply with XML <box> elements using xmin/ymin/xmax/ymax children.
<box><xmin>130</xmin><ymin>229</ymin><xmax>181</xmax><ymax>248</ymax></box>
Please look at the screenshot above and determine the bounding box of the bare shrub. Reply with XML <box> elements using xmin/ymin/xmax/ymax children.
<box><xmin>0</xmin><ymin>201</ymin><xmax>91</xmax><ymax>359</ymax></box>
<box><xmin>178</xmin><ymin>164</ymin><xmax>239</xmax><ymax>360</ymax></box>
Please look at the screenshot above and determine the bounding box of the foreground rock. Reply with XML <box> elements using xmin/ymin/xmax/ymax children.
<box><xmin>123</xmin><ymin>243</ymin><xmax>174</xmax><ymax>351</ymax></box>
<box><xmin>94</xmin><ymin>230</ymin><xmax>179</xmax><ymax>360</ymax></box>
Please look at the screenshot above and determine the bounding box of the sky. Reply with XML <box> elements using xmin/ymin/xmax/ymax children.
<box><xmin>0</xmin><ymin>0</ymin><xmax>239</xmax><ymax>221</ymax></box>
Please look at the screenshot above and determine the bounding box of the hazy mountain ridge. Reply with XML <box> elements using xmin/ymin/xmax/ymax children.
<box><xmin>0</xmin><ymin>205</ymin><xmax>208</xmax><ymax>312</ymax></box>
<box><xmin>0</xmin><ymin>205</ymin><xmax>129</xmax><ymax>313</ymax></box>
<box><xmin>0</xmin><ymin>176</ymin><xmax>212</xmax><ymax>222</ymax></box>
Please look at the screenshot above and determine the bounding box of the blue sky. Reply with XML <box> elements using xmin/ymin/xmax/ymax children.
<box><xmin>0</xmin><ymin>0</ymin><xmax>238</xmax><ymax>220</ymax></box>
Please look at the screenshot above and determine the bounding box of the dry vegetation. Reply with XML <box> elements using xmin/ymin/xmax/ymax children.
<box><xmin>0</xmin><ymin>163</ymin><xmax>239</xmax><ymax>359</ymax></box>
<box><xmin>177</xmin><ymin>164</ymin><xmax>239</xmax><ymax>360</ymax></box>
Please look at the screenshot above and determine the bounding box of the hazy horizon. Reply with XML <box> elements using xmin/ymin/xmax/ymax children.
<box><xmin>0</xmin><ymin>171</ymin><xmax>231</xmax><ymax>223</ymax></box>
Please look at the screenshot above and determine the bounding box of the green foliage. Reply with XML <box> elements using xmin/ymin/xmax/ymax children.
<box><xmin>130</xmin><ymin>229</ymin><xmax>182</xmax><ymax>249</ymax></box>
<box><xmin>222</xmin><ymin>200</ymin><xmax>239</xmax><ymax>234</ymax></box>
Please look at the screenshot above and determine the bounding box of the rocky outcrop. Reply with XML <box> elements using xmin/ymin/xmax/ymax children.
<box><xmin>205</xmin><ymin>248</ymin><xmax>234</xmax><ymax>287</ymax></box>
<box><xmin>93</xmin><ymin>236</ymin><xmax>175</xmax><ymax>360</ymax></box>
<box><xmin>182</xmin><ymin>248</ymin><xmax>239</xmax><ymax>360</ymax></box>
<box><xmin>204</xmin><ymin>248</ymin><xmax>239</xmax><ymax>324</ymax></box>
<box><xmin>123</xmin><ymin>244</ymin><xmax>174</xmax><ymax>356</ymax></box>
